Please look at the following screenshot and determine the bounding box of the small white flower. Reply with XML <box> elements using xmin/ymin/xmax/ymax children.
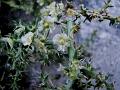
<box><xmin>53</xmin><ymin>33</ymin><xmax>69</xmax><ymax>52</ymax></box>
<box><xmin>40</xmin><ymin>1</ymin><xmax>64</xmax><ymax>17</ymax></box>
<box><xmin>47</xmin><ymin>2</ymin><xmax>56</xmax><ymax>16</ymax></box>
<box><xmin>48</xmin><ymin>2</ymin><xmax>64</xmax><ymax>16</ymax></box>
<box><xmin>21</xmin><ymin>32</ymin><xmax>34</xmax><ymax>46</ymax></box>
<box><xmin>37</xmin><ymin>16</ymin><xmax>56</xmax><ymax>33</ymax></box>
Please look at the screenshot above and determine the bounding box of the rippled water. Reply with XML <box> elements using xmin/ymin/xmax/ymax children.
<box><xmin>79</xmin><ymin>0</ymin><xmax>120</xmax><ymax>90</ymax></box>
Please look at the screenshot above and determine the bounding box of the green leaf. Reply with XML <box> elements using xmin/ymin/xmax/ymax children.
<box><xmin>1</xmin><ymin>37</ymin><xmax>13</xmax><ymax>49</ymax></box>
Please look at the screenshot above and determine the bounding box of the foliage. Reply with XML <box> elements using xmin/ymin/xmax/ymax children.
<box><xmin>0</xmin><ymin>0</ymin><xmax>119</xmax><ymax>90</ymax></box>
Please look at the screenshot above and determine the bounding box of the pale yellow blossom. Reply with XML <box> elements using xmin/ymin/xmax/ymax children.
<box><xmin>66</xmin><ymin>8</ymin><xmax>76</xmax><ymax>16</ymax></box>
<box><xmin>37</xmin><ymin>16</ymin><xmax>56</xmax><ymax>33</ymax></box>
<box><xmin>53</xmin><ymin>33</ymin><xmax>69</xmax><ymax>51</ymax></box>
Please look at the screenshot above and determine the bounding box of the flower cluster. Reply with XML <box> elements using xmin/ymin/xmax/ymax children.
<box><xmin>36</xmin><ymin>1</ymin><xmax>64</xmax><ymax>35</ymax></box>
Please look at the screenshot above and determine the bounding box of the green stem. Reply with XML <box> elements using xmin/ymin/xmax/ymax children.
<box><xmin>67</xmin><ymin>18</ymin><xmax>75</xmax><ymax>61</ymax></box>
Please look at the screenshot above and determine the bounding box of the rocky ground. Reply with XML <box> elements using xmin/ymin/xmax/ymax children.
<box><xmin>80</xmin><ymin>0</ymin><xmax>120</xmax><ymax>89</ymax></box>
